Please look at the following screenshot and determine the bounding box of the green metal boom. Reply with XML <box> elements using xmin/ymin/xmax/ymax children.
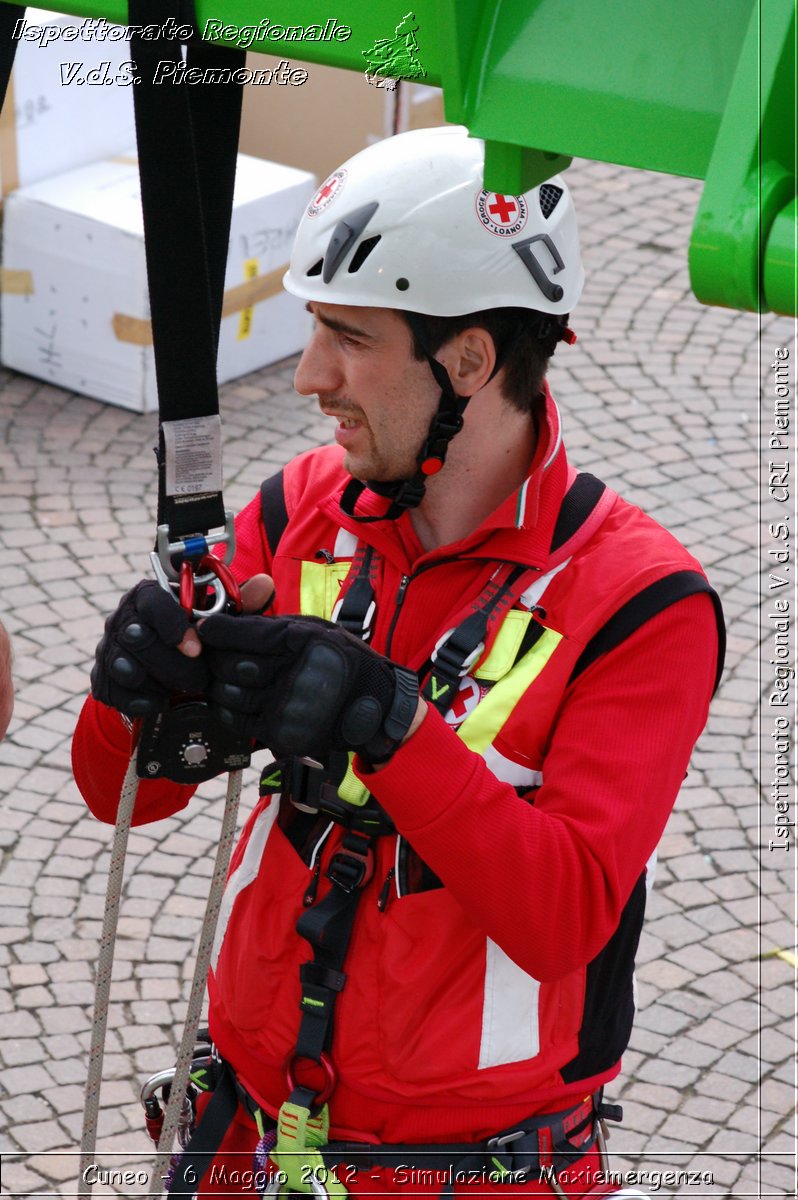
<box><xmin>4</xmin><ymin>0</ymin><xmax>796</xmax><ymax>314</ymax></box>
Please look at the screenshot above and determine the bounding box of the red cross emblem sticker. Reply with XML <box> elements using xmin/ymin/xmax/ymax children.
<box><xmin>475</xmin><ymin>189</ymin><xmax>528</xmax><ymax>238</ymax></box>
<box><xmin>443</xmin><ymin>677</ymin><xmax>482</xmax><ymax>726</ymax></box>
<box><xmin>308</xmin><ymin>169</ymin><xmax>347</xmax><ymax>217</ymax></box>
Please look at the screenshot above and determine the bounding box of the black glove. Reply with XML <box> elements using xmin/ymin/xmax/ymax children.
<box><xmin>91</xmin><ymin>581</ymin><xmax>210</xmax><ymax>717</ymax></box>
<box><xmin>199</xmin><ymin>613</ymin><xmax>419</xmax><ymax>764</ymax></box>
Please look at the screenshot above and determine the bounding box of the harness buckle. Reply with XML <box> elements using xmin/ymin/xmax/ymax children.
<box><xmin>486</xmin><ymin>1129</ymin><xmax>527</xmax><ymax>1150</ymax></box>
<box><xmin>331</xmin><ymin>594</ymin><xmax>376</xmax><ymax>641</ymax></box>
<box><xmin>326</xmin><ymin>835</ymin><xmax>374</xmax><ymax>892</ymax></box>
<box><xmin>431</xmin><ymin>627</ymin><xmax>485</xmax><ymax>676</ymax></box>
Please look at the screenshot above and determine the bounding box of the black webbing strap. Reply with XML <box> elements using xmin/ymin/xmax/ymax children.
<box><xmin>260</xmin><ymin>470</ymin><xmax>290</xmax><ymax>556</ymax></box>
<box><xmin>129</xmin><ymin>1</ymin><xmax>245</xmax><ymax>542</ymax></box>
<box><xmin>422</xmin><ymin>564</ymin><xmax>532</xmax><ymax>714</ymax></box>
<box><xmin>167</xmin><ymin>1063</ymin><xmax>238</xmax><ymax>1197</ymax></box>
<box><xmin>290</xmin><ymin>831</ymin><xmax>375</xmax><ymax>1104</ymax></box>
<box><xmin>550</xmin><ymin>473</ymin><xmax>606</xmax><ymax>553</ymax></box>
<box><xmin>308</xmin><ymin>1090</ymin><xmax>603</xmax><ymax>1181</ymax></box>
<box><xmin>570</xmin><ymin>569</ymin><xmax>726</xmax><ymax>693</ymax></box>
<box><xmin>334</xmin><ymin>545</ymin><xmax>377</xmax><ymax>637</ymax></box>
<box><xmin>0</xmin><ymin>3</ymin><xmax>23</xmax><ymax>112</ymax></box>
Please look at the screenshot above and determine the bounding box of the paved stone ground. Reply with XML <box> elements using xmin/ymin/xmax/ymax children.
<box><xmin>0</xmin><ymin>158</ymin><xmax>795</xmax><ymax>1199</ymax></box>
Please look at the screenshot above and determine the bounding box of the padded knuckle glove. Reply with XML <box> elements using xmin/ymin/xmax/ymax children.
<box><xmin>91</xmin><ymin>581</ymin><xmax>209</xmax><ymax>717</ymax></box>
<box><xmin>199</xmin><ymin>613</ymin><xmax>418</xmax><ymax>764</ymax></box>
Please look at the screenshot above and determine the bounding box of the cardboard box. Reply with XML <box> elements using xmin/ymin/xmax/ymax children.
<box><xmin>239</xmin><ymin>56</ymin><xmax>447</xmax><ymax>183</ymax></box>
<box><xmin>0</xmin><ymin>8</ymin><xmax>136</xmax><ymax>197</ymax></box>
<box><xmin>0</xmin><ymin>153</ymin><xmax>316</xmax><ymax>412</ymax></box>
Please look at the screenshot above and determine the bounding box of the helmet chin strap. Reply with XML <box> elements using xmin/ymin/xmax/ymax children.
<box><xmin>340</xmin><ymin>353</ymin><xmax>471</xmax><ymax>523</ymax></box>
<box><xmin>339</xmin><ymin>310</ymin><xmax>558</xmax><ymax>524</ymax></box>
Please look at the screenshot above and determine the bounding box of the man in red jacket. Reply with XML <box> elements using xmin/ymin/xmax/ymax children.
<box><xmin>74</xmin><ymin>127</ymin><xmax>722</xmax><ymax>1199</ymax></box>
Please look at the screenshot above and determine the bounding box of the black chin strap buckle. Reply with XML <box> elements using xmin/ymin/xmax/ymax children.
<box><xmin>418</xmin><ymin>410</ymin><xmax>465</xmax><ymax>477</ymax></box>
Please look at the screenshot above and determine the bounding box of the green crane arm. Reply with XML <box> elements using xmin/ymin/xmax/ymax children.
<box><xmin>3</xmin><ymin>0</ymin><xmax>795</xmax><ymax>314</ymax></box>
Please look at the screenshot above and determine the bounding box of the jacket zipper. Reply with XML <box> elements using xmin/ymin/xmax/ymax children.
<box><xmin>383</xmin><ymin>556</ymin><xmax>540</xmax><ymax>658</ymax></box>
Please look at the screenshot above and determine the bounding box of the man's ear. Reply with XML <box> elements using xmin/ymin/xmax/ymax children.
<box><xmin>437</xmin><ymin>327</ymin><xmax>497</xmax><ymax>395</ymax></box>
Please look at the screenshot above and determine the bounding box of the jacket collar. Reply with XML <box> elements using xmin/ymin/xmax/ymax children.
<box><xmin>319</xmin><ymin>385</ymin><xmax>569</xmax><ymax>573</ymax></box>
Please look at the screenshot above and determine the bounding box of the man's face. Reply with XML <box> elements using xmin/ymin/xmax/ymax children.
<box><xmin>294</xmin><ymin>303</ymin><xmax>440</xmax><ymax>482</ymax></box>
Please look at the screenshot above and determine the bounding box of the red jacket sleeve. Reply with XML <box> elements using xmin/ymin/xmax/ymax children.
<box><xmin>72</xmin><ymin>696</ymin><xmax>196</xmax><ymax>825</ymax></box>
<box><xmin>358</xmin><ymin>592</ymin><xmax>718</xmax><ymax>982</ymax></box>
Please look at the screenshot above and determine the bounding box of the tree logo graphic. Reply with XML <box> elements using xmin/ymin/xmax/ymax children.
<box><xmin>362</xmin><ymin>12</ymin><xmax>427</xmax><ymax>90</ymax></box>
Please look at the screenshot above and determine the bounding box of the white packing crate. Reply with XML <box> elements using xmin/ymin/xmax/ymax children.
<box><xmin>0</xmin><ymin>7</ymin><xmax>137</xmax><ymax>196</ymax></box>
<box><xmin>0</xmin><ymin>152</ymin><xmax>316</xmax><ymax>411</ymax></box>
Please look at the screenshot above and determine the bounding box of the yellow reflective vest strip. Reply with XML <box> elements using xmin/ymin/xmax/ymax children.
<box><xmin>458</xmin><ymin>628</ymin><xmax>563</xmax><ymax>754</ymax></box>
<box><xmin>299</xmin><ymin>561</ymin><xmax>370</xmax><ymax>806</ymax></box>
<box><xmin>299</xmin><ymin>560</ymin><xmax>351</xmax><ymax>622</ymax></box>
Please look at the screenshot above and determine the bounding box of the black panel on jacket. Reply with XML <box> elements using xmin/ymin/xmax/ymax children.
<box><xmin>561</xmin><ymin>871</ymin><xmax>647</xmax><ymax>1083</ymax></box>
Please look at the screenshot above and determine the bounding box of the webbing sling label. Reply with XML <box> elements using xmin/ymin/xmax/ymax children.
<box><xmin>163</xmin><ymin>415</ymin><xmax>223</xmax><ymax>497</ymax></box>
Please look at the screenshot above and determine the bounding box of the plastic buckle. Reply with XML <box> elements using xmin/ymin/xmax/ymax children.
<box><xmin>326</xmin><ymin>846</ymin><xmax>373</xmax><ymax>893</ymax></box>
<box><xmin>331</xmin><ymin>595</ymin><xmax>376</xmax><ymax>641</ymax></box>
<box><xmin>487</xmin><ymin>1129</ymin><xmax>526</xmax><ymax>1151</ymax></box>
<box><xmin>431</xmin><ymin>628</ymin><xmax>485</xmax><ymax>676</ymax></box>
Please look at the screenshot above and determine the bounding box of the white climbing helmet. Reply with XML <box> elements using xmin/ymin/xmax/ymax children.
<box><xmin>284</xmin><ymin>124</ymin><xmax>584</xmax><ymax>318</ymax></box>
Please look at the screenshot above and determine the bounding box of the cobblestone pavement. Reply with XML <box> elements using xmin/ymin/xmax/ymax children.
<box><xmin>1</xmin><ymin>158</ymin><xmax>796</xmax><ymax>1199</ymax></box>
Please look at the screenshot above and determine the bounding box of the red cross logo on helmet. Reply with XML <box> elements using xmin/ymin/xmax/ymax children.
<box><xmin>475</xmin><ymin>189</ymin><xmax>529</xmax><ymax>238</ymax></box>
<box><xmin>308</xmin><ymin>169</ymin><xmax>347</xmax><ymax>217</ymax></box>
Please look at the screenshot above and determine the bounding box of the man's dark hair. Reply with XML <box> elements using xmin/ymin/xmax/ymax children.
<box><xmin>403</xmin><ymin>308</ymin><xmax>568</xmax><ymax>414</ymax></box>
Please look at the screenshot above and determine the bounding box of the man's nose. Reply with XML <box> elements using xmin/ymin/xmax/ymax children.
<box><xmin>294</xmin><ymin>328</ymin><xmax>340</xmax><ymax>397</ymax></box>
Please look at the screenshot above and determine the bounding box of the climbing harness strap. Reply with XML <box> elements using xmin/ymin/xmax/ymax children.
<box><xmin>421</xmin><ymin>562</ymin><xmax>537</xmax><ymax>714</ymax></box>
<box><xmin>166</xmin><ymin>1054</ymin><xmax>620</xmax><ymax>1198</ymax></box>
<box><xmin>167</xmin><ymin>830</ymin><xmax>377</xmax><ymax>1197</ymax></box>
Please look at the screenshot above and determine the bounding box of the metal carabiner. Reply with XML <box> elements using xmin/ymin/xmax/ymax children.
<box><xmin>150</xmin><ymin>513</ymin><xmax>239</xmax><ymax>619</ymax></box>
<box><xmin>261</xmin><ymin>1170</ymin><xmax>330</xmax><ymax>1200</ymax></box>
<box><xmin>178</xmin><ymin>555</ymin><xmax>242</xmax><ymax>618</ymax></box>
<box><xmin>139</xmin><ymin>1067</ymin><xmax>196</xmax><ymax>1150</ymax></box>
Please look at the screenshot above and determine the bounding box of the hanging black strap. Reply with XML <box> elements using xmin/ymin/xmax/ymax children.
<box><xmin>129</xmin><ymin>1</ymin><xmax>245</xmax><ymax>544</ymax></box>
<box><xmin>0</xmin><ymin>3</ymin><xmax>23</xmax><ymax>112</ymax></box>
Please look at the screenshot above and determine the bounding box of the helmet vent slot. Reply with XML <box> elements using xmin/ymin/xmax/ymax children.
<box><xmin>348</xmin><ymin>235</ymin><xmax>382</xmax><ymax>274</ymax></box>
<box><xmin>306</xmin><ymin>259</ymin><xmax>324</xmax><ymax>277</ymax></box>
<box><xmin>539</xmin><ymin>185</ymin><xmax>563</xmax><ymax>219</ymax></box>
<box><xmin>322</xmin><ymin>201</ymin><xmax>380</xmax><ymax>283</ymax></box>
